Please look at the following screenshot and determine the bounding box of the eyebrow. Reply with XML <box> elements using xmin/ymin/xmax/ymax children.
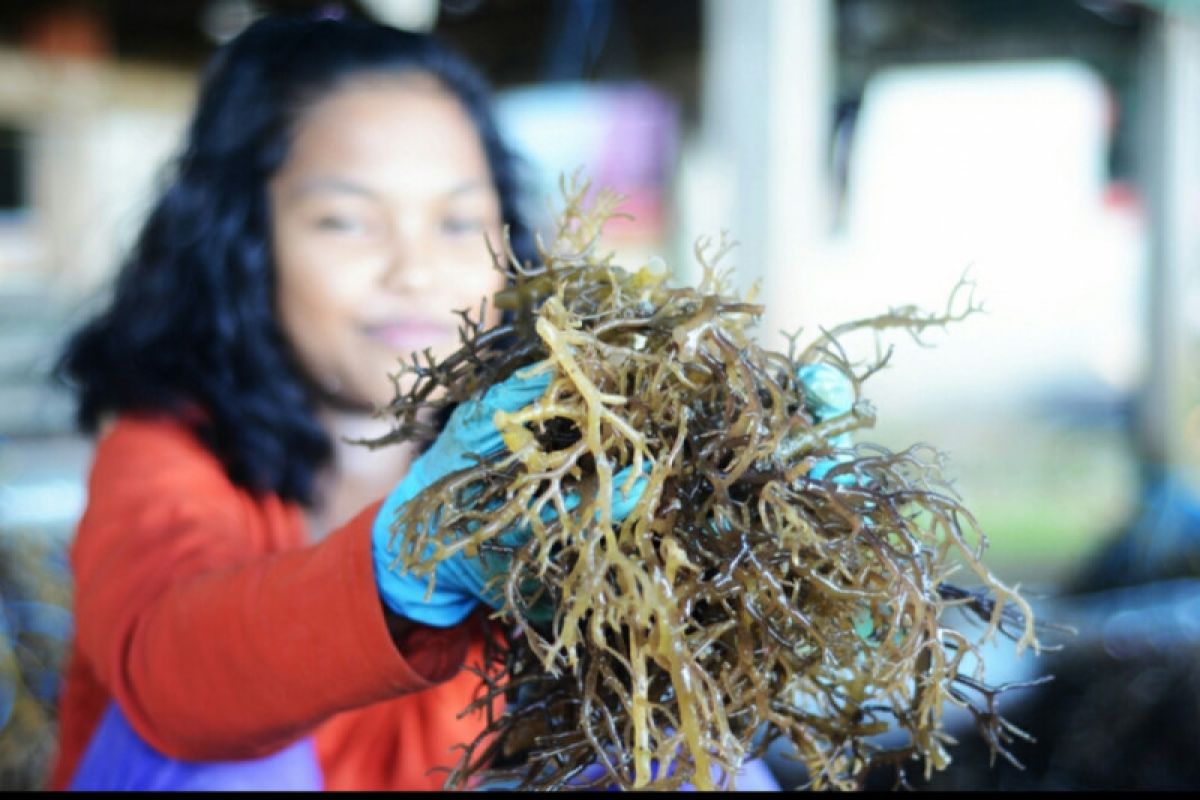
<box><xmin>289</xmin><ymin>176</ymin><xmax>379</xmax><ymax>202</ymax></box>
<box><xmin>446</xmin><ymin>179</ymin><xmax>490</xmax><ymax>198</ymax></box>
<box><xmin>289</xmin><ymin>177</ymin><xmax>491</xmax><ymax>201</ymax></box>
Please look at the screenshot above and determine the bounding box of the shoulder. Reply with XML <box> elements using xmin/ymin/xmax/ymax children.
<box><xmin>97</xmin><ymin>411</ymin><xmax>216</xmax><ymax>461</ymax></box>
<box><xmin>89</xmin><ymin>412</ymin><xmax>230</xmax><ymax>500</ymax></box>
<box><xmin>75</xmin><ymin>412</ymin><xmax>307</xmax><ymax>570</ymax></box>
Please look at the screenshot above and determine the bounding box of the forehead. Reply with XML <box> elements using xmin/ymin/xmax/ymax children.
<box><xmin>279</xmin><ymin>74</ymin><xmax>493</xmax><ymax>193</ymax></box>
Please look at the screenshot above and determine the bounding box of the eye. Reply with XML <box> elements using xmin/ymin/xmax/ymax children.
<box><xmin>441</xmin><ymin>216</ymin><xmax>485</xmax><ymax>236</ymax></box>
<box><xmin>315</xmin><ymin>214</ymin><xmax>365</xmax><ymax>233</ymax></box>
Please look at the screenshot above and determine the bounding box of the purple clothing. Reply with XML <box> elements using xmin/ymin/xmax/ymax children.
<box><xmin>70</xmin><ymin>701</ymin><xmax>779</xmax><ymax>791</ymax></box>
<box><xmin>69</xmin><ymin>702</ymin><xmax>323</xmax><ymax>791</ymax></box>
<box><xmin>574</xmin><ymin>752</ymin><xmax>781</xmax><ymax>791</ymax></box>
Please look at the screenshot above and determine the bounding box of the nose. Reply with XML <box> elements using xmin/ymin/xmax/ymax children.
<box><xmin>379</xmin><ymin>218</ymin><xmax>436</xmax><ymax>293</ymax></box>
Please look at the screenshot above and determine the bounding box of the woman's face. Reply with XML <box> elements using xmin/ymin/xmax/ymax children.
<box><xmin>269</xmin><ymin>73</ymin><xmax>506</xmax><ymax>410</ymax></box>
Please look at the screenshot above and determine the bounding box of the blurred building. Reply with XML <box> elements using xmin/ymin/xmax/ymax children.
<box><xmin>2</xmin><ymin>1</ymin><xmax>1194</xmax><ymax>584</ymax></box>
<box><xmin>1</xmin><ymin>0</ymin><xmax>1198</xmax><ymax>791</ymax></box>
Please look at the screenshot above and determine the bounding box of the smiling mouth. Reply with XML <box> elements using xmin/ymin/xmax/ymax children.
<box><xmin>363</xmin><ymin>320</ymin><xmax>457</xmax><ymax>352</ymax></box>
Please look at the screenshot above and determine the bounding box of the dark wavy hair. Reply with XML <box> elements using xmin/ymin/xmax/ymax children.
<box><xmin>56</xmin><ymin>15</ymin><xmax>534</xmax><ymax>506</ymax></box>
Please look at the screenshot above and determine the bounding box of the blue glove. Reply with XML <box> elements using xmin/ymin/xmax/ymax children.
<box><xmin>372</xmin><ymin>364</ymin><xmax>647</xmax><ymax>628</ymax></box>
<box><xmin>798</xmin><ymin>364</ymin><xmax>879</xmax><ymax>642</ymax></box>
<box><xmin>796</xmin><ymin>363</ymin><xmax>855</xmax><ymax>481</ymax></box>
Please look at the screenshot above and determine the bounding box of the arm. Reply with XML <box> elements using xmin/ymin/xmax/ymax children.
<box><xmin>72</xmin><ymin>417</ymin><xmax>475</xmax><ymax>762</ymax></box>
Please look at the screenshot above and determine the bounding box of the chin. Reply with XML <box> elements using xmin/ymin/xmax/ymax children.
<box><xmin>363</xmin><ymin>381</ymin><xmax>399</xmax><ymax>411</ymax></box>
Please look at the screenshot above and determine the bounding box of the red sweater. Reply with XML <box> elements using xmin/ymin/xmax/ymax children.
<box><xmin>46</xmin><ymin>415</ymin><xmax>497</xmax><ymax>791</ymax></box>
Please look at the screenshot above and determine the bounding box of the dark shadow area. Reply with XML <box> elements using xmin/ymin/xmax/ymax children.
<box><xmin>881</xmin><ymin>475</ymin><xmax>1200</xmax><ymax>791</ymax></box>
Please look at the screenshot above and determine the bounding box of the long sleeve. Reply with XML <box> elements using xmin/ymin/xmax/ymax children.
<box><xmin>68</xmin><ymin>416</ymin><xmax>476</xmax><ymax>763</ymax></box>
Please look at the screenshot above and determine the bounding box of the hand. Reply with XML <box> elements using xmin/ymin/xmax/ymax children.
<box><xmin>372</xmin><ymin>364</ymin><xmax>647</xmax><ymax>628</ymax></box>
<box><xmin>796</xmin><ymin>363</ymin><xmax>855</xmax><ymax>481</ymax></box>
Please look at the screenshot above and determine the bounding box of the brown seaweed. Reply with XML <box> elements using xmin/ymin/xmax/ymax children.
<box><xmin>364</xmin><ymin>175</ymin><xmax>1043</xmax><ymax>790</ymax></box>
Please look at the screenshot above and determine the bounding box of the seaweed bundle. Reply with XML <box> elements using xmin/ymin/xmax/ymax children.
<box><xmin>367</xmin><ymin>177</ymin><xmax>1043</xmax><ymax>790</ymax></box>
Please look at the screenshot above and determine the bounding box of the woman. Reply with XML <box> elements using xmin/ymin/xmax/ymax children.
<box><xmin>49</xmin><ymin>13</ymin><xmax>783</xmax><ymax>791</ymax></box>
<box><xmin>48</xmin><ymin>14</ymin><xmax>544</xmax><ymax>791</ymax></box>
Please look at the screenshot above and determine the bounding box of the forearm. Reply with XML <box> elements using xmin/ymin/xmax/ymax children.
<box><xmin>77</xmin><ymin>503</ymin><xmax>472</xmax><ymax>761</ymax></box>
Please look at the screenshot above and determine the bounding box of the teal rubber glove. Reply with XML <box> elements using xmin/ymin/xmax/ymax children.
<box><xmin>796</xmin><ymin>363</ymin><xmax>856</xmax><ymax>481</ymax></box>
<box><xmin>372</xmin><ymin>365</ymin><xmax>647</xmax><ymax>628</ymax></box>
<box><xmin>799</xmin><ymin>364</ymin><xmax>880</xmax><ymax>641</ymax></box>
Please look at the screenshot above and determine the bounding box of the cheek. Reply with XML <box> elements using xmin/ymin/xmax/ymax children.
<box><xmin>274</xmin><ymin>246</ymin><xmax>361</xmax><ymax>372</ymax></box>
<box><xmin>449</xmin><ymin>262</ymin><xmax>506</xmax><ymax>330</ymax></box>
<box><xmin>275</xmin><ymin>219</ymin><xmax>371</xmax><ymax>319</ymax></box>
<box><xmin>450</xmin><ymin>226</ymin><xmax>508</xmax><ymax>315</ymax></box>
<box><xmin>277</xmin><ymin>263</ymin><xmax>324</xmax><ymax>336</ymax></box>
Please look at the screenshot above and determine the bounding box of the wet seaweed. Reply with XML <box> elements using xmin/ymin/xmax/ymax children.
<box><xmin>365</xmin><ymin>175</ymin><xmax>1042</xmax><ymax>790</ymax></box>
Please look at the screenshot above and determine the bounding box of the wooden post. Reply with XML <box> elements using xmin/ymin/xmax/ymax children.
<box><xmin>698</xmin><ymin>0</ymin><xmax>833</xmax><ymax>332</ymax></box>
<box><xmin>1137</xmin><ymin>10</ymin><xmax>1200</xmax><ymax>486</ymax></box>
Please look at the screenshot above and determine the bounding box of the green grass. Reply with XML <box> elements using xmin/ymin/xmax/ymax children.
<box><xmin>871</xmin><ymin>412</ymin><xmax>1139</xmax><ymax>590</ymax></box>
<box><xmin>971</xmin><ymin>499</ymin><xmax>1120</xmax><ymax>586</ymax></box>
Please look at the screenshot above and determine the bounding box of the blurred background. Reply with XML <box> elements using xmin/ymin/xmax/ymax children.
<box><xmin>1</xmin><ymin>0</ymin><xmax>1198</xmax><ymax>790</ymax></box>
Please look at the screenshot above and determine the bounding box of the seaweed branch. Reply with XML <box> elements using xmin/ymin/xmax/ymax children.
<box><xmin>366</xmin><ymin>174</ymin><xmax>1044</xmax><ymax>790</ymax></box>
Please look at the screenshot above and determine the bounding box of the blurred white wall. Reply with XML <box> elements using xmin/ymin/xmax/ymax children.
<box><xmin>0</xmin><ymin>48</ymin><xmax>193</xmax><ymax>438</ymax></box>
<box><xmin>794</xmin><ymin>60</ymin><xmax>1142</xmax><ymax>415</ymax></box>
<box><xmin>790</xmin><ymin>59</ymin><xmax>1145</xmax><ymax>581</ymax></box>
<box><xmin>0</xmin><ymin>47</ymin><xmax>193</xmax><ymax>300</ymax></box>
<box><xmin>679</xmin><ymin>8</ymin><xmax>1148</xmax><ymax>581</ymax></box>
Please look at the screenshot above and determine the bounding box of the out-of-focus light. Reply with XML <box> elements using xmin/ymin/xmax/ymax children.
<box><xmin>1133</xmin><ymin>0</ymin><xmax>1200</xmax><ymax>19</ymax></box>
<box><xmin>0</xmin><ymin>479</ymin><xmax>85</xmax><ymax>529</ymax></box>
<box><xmin>818</xmin><ymin>60</ymin><xmax>1140</xmax><ymax>412</ymax></box>
<box><xmin>314</xmin><ymin>4</ymin><xmax>350</xmax><ymax>21</ymax></box>
<box><xmin>358</xmin><ymin>0</ymin><xmax>440</xmax><ymax>32</ymax></box>
<box><xmin>841</xmin><ymin>0</ymin><xmax>901</xmax><ymax>48</ymax></box>
<box><xmin>1078</xmin><ymin>0</ymin><xmax>1144</xmax><ymax>25</ymax></box>
<box><xmin>1184</xmin><ymin>404</ymin><xmax>1200</xmax><ymax>456</ymax></box>
<box><xmin>200</xmin><ymin>0</ymin><xmax>263</xmax><ymax>44</ymax></box>
<box><xmin>441</xmin><ymin>0</ymin><xmax>486</xmax><ymax>17</ymax></box>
